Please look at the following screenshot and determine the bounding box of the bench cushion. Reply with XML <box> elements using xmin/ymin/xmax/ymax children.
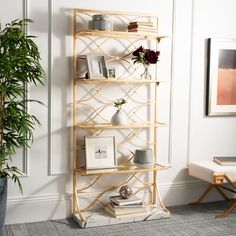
<box><xmin>189</xmin><ymin>161</ymin><xmax>236</xmax><ymax>183</ymax></box>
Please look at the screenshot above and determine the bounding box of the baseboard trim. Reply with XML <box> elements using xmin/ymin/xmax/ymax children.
<box><xmin>6</xmin><ymin>193</ymin><xmax>72</xmax><ymax>225</ymax></box>
<box><xmin>7</xmin><ymin>193</ymin><xmax>71</xmax><ymax>205</ymax></box>
<box><xmin>5</xmin><ymin>180</ymin><xmax>218</xmax><ymax>224</ymax></box>
<box><xmin>159</xmin><ymin>180</ymin><xmax>207</xmax><ymax>190</ymax></box>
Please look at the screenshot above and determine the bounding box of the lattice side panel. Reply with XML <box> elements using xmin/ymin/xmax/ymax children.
<box><xmin>76</xmin><ymin>36</ymin><xmax>157</xmax><ymax>80</ymax></box>
<box><xmin>76</xmin><ymin>173</ymin><xmax>154</xmax><ymax>212</ymax></box>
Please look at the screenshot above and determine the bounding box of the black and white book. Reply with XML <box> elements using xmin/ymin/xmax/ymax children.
<box><xmin>110</xmin><ymin>195</ymin><xmax>142</xmax><ymax>206</ymax></box>
<box><xmin>214</xmin><ymin>156</ymin><xmax>236</xmax><ymax>166</ymax></box>
<box><xmin>110</xmin><ymin>201</ymin><xmax>143</xmax><ymax>209</ymax></box>
<box><xmin>104</xmin><ymin>204</ymin><xmax>148</xmax><ymax>218</ymax></box>
<box><xmin>106</xmin><ymin>203</ymin><xmax>146</xmax><ymax>214</ymax></box>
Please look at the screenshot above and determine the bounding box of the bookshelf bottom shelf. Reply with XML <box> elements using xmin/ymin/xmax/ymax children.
<box><xmin>73</xmin><ymin>206</ymin><xmax>170</xmax><ymax>228</ymax></box>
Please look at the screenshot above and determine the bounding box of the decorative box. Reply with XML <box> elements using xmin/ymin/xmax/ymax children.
<box><xmin>88</xmin><ymin>14</ymin><xmax>113</xmax><ymax>31</ymax></box>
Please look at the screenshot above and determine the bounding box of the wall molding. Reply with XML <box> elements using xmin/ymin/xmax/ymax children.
<box><xmin>21</xmin><ymin>0</ymin><xmax>30</xmax><ymax>177</ymax></box>
<box><xmin>48</xmin><ymin>0</ymin><xmax>54</xmax><ymax>175</ymax></box>
<box><xmin>6</xmin><ymin>193</ymin><xmax>71</xmax><ymax>224</ymax></box>
<box><xmin>7</xmin><ymin>193</ymin><xmax>71</xmax><ymax>205</ymax></box>
<box><xmin>7</xmin><ymin>180</ymin><xmax>206</xmax><ymax>204</ymax></box>
<box><xmin>167</xmin><ymin>0</ymin><xmax>176</xmax><ymax>166</ymax></box>
<box><xmin>186</xmin><ymin>0</ymin><xmax>195</xmax><ymax>165</ymax></box>
<box><xmin>48</xmin><ymin>0</ymin><xmax>68</xmax><ymax>175</ymax></box>
<box><xmin>159</xmin><ymin>179</ymin><xmax>207</xmax><ymax>190</ymax></box>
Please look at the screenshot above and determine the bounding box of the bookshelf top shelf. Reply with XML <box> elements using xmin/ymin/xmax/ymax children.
<box><xmin>75</xmin><ymin>30</ymin><xmax>166</xmax><ymax>41</ymax></box>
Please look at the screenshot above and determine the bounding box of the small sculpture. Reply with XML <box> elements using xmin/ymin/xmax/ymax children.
<box><xmin>119</xmin><ymin>185</ymin><xmax>133</xmax><ymax>199</ymax></box>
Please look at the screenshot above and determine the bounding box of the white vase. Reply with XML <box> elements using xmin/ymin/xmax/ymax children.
<box><xmin>111</xmin><ymin>109</ymin><xmax>127</xmax><ymax>125</ymax></box>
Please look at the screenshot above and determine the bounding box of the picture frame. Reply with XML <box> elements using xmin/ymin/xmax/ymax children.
<box><xmin>85</xmin><ymin>136</ymin><xmax>116</xmax><ymax>170</ymax></box>
<box><xmin>207</xmin><ymin>38</ymin><xmax>236</xmax><ymax>116</ymax></box>
<box><xmin>85</xmin><ymin>54</ymin><xmax>107</xmax><ymax>79</ymax></box>
<box><xmin>107</xmin><ymin>68</ymin><xmax>116</xmax><ymax>79</ymax></box>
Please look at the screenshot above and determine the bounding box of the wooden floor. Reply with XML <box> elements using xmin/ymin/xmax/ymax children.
<box><xmin>2</xmin><ymin>201</ymin><xmax>236</xmax><ymax>236</ymax></box>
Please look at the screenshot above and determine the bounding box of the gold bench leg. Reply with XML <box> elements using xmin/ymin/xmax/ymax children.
<box><xmin>215</xmin><ymin>185</ymin><xmax>230</xmax><ymax>201</ymax></box>
<box><xmin>191</xmin><ymin>184</ymin><xmax>214</xmax><ymax>204</ymax></box>
<box><xmin>215</xmin><ymin>200</ymin><xmax>236</xmax><ymax>219</ymax></box>
<box><xmin>191</xmin><ymin>174</ymin><xmax>236</xmax><ymax>218</ymax></box>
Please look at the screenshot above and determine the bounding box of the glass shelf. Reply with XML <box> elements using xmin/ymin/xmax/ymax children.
<box><xmin>75</xmin><ymin>30</ymin><xmax>167</xmax><ymax>41</ymax></box>
<box><xmin>74</xmin><ymin>78</ymin><xmax>170</xmax><ymax>84</ymax></box>
<box><xmin>75</xmin><ymin>122</ymin><xmax>168</xmax><ymax>129</ymax></box>
<box><xmin>76</xmin><ymin>164</ymin><xmax>168</xmax><ymax>176</ymax></box>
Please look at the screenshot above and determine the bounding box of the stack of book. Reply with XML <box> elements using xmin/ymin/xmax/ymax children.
<box><xmin>127</xmin><ymin>21</ymin><xmax>156</xmax><ymax>33</ymax></box>
<box><xmin>104</xmin><ymin>195</ymin><xmax>147</xmax><ymax>218</ymax></box>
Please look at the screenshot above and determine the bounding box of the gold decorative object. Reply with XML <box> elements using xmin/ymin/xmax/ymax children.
<box><xmin>119</xmin><ymin>185</ymin><xmax>133</xmax><ymax>199</ymax></box>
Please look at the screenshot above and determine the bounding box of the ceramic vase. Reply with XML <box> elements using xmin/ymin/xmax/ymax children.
<box><xmin>111</xmin><ymin>109</ymin><xmax>127</xmax><ymax>125</ymax></box>
<box><xmin>133</xmin><ymin>149</ymin><xmax>154</xmax><ymax>166</ymax></box>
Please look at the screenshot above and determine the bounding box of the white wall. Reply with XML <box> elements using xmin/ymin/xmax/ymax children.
<box><xmin>1</xmin><ymin>0</ymin><xmax>236</xmax><ymax>224</ymax></box>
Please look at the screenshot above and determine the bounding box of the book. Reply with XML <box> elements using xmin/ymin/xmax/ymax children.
<box><xmin>110</xmin><ymin>195</ymin><xmax>142</xmax><ymax>206</ymax></box>
<box><xmin>129</xmin><ymin>21</ymin><xmax>154</xmax><ymax>27</ymax></box>
<box><xmin>127</xmin><ymin>25</ymin><xmax>156</xmax><ymax>30</ymax></box>
<box><xmin>107</xmin><ymin>203</ymin><xmax>146</xmax><ymax>215</ymax></box>
<box><xmin>110</xmin><ymin>201</ymin><xmax>144</xmax><ymax>209</ymax></box>
<box><xmin>128</xmin><ymin>28</ymin><xmax>157</xmax><ymax>33</ymax></box>
<box><xmin>214</xmin><ymin>156</ymin><xmax>236</xmax><ymax>166</ymax></box>
<box><xmin>104</xmin><ymin>204</ymin><xmax>148</xmax><ymax>218</ymax></box>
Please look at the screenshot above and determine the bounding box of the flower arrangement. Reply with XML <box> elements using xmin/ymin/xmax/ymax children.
<box><xmin>132</xmin><ymin>46</ymin><xmax>160</xmax><ymax>79</ymax></box>
<box><xmin>132</xmin><ymin>46</ymin><xmax>160</xmax><ymax>65</ymax></box>
<box><xmin>114</xmin><ymin>98</ymin><xmax>126</xmax><ymax>110</ymax></box>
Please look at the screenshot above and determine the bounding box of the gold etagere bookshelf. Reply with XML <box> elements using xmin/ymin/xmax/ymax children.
<box><xmin>72</xmin><ymin>8</ymin><xmax>170</xmax><ymax>228</ymax></box>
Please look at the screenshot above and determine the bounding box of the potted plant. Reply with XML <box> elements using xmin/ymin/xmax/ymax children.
<box><xmin>0</xmin><ymin>19</ymin><xmax>45</xmax><ymax>233</ymax></box>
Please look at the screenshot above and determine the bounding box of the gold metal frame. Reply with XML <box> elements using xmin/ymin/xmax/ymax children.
<box><xmin>72</xmin><ymin>8</ymin><xmax>169</xmax><ymax>226</ymax></box>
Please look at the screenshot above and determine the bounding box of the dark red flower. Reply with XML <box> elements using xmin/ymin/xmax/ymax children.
<box><xmin>132</xmin><ymin>46</ymin><xmax>160</xmax><ymax>65</ymax></box>
<box><xmin>144</xmin><ymin>50</ymin><xmax>158</xmax><ymax>64</ymax></box>
<box><xmin>132</xmin><ymin>46</ymin><xmax>144</xmax><ymax>57</ymax></box>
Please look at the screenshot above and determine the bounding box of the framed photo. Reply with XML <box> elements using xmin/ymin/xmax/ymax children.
<box><xmin>85</xmin><ymin>136</ymin><xmax>116</xmax><ymax>169</ymax></box>
<box><xmin>207</xmin><ymin>38</ymin><xmax>236</xmax><ymax>116</ymax></box>
<box><xmin>86</xmin><ymin>54</ymin><xmax>107</xmax><ymax>79</ymax></box>
<box><xmin>107</xmin><ymin>68</ymin><xmax>116</xmax><ymax>79</ymax></box>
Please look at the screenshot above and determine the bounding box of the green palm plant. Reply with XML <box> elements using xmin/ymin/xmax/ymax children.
<box><xmin>0</xmin><ymin>19</ymin><xmax>45</xmax><ymax>192</ymax></box>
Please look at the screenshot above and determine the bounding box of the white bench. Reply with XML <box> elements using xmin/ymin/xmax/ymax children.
<box><xmin>189</xmin><ymin>161</ymin><xmax>236</xmax><ymax>218</ymax></box>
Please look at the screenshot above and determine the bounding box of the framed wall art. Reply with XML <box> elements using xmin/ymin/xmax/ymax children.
<box><xmin>85</xmin><ymin>136</ymin><xmax>116</xmax><ymax>170</ymax></box>
<box><xmin>207</xmin><ymin>38</ymin><xmax>236</xmax><ymax>116</ymax></box>
<box><xmin>86</xmin><ymin>54</ymin><xmax>107</xmax><ymax>79</ymax></box>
